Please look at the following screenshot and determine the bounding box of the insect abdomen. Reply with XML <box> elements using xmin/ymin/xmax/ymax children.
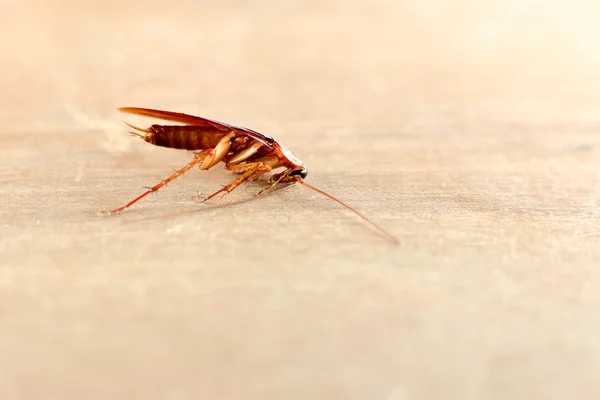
<box><xmin>148</xmin><ymin>125</ymin><xmax>228</xmax><ymax>150</ymax></box>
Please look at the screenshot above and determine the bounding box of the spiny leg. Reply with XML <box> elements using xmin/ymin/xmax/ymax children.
<box><xmin>101</xmin><ymin>131</ymin><xmax>235</xmax><ymax>216</ymax></box>
<box><xmin>199</xmin><ymin>132</ymin><xmax>235</xmax><ymax>170</ymax></box>
<box><xmin>202</xmin><ymin>162</ymin><xmax>271</xmax><ymax>202</ymax></box>
<box><xmin>255</xmin><ymin>168</ymin><xmax>292</xmax><ymax>196</ymax></box>
<box><xmin>99</xmin><ymin>154</ymin><xmax>207</xmax><ymax>216</ymax></box>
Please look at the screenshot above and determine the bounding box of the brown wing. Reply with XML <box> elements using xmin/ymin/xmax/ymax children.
<box><xmin>118</xmin><ymin>107</ymin><xmax>275</xmax><ymax>146</ymax></box>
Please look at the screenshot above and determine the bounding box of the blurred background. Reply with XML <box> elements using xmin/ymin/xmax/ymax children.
<box><xmin>3</xmin><ymin>0</ymin><xmax>600</xmax><ymax>127</ymax></box>
<box><xmin>2</xmin><ymin>1</ymin><xmax>600</xmax><ymax>399</ymax></box>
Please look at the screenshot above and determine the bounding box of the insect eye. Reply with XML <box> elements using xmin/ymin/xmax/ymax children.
<box><xmin>290</xmin><ymin>168</ymin><xmax>307</xmax><ymax>179</ymax></box>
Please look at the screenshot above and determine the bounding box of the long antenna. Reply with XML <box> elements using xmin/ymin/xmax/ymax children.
<box><xmin>297</xmin><ymin>179</ymin><xmax>399</xmax><ymax>245</ymax></box>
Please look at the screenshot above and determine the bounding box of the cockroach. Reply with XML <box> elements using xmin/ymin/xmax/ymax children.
<box><xmin>100</xmin><ymin>107</ymin><xmax>398</xmax><ymax>244</ymax></box>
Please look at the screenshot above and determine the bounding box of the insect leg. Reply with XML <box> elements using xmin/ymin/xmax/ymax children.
<box><xmin>199</xmin><ymin>132</ymin><xmax>235</xmax><ymax>170</ymax></box>
<box><xmin>225</xmin><ymin>141</ymin><xmax>264</xmax><ymax>164</ymax></box>
<box><xmin>99</xmin><ymin>154</ymin><xmax>208</xmax><ymax>216</ymax></box>
<box><xmin>255</xmin><ymin>168</ymin><xmax>292</xmax><ymax>196</ymax></box>
<box><xmin>201</xmin><ymin>162</ymin><xmax>271</xmax><ymax>202</ymax></box>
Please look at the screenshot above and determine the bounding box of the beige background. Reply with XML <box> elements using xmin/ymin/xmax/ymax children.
<box><xmin>2</xmin><ymin>0</ymin><xmax>600</xmax><ymax>399</ymax></box>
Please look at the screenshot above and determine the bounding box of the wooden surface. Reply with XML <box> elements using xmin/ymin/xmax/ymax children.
<box><xmin>2</xmin><ymin>1</ymin><xmax>600</xmax><ymax>399</ymax></box>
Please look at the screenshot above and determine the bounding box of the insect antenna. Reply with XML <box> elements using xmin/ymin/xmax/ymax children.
<box><xmin>297</xmin><ymin>179</ymin><xmax>399</xmax><ymax>245</ymax></box>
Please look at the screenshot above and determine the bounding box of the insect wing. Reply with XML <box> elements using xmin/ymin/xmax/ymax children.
<box><xmin>118</xmin><ymin>107</ymin><xmax>275</xmax><ymax>145</ymax></box>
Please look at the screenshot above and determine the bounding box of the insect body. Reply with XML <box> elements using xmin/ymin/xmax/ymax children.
<box><xmin>101</xmin><ymin>107</ymin><xmax>398</xmax><ymax>244</ymax></box>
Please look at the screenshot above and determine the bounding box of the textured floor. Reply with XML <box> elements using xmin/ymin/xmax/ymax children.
<box><xmin>2</xmin><ymin>1</ymin><xmax>600</xmax><ymax>399</ymax></box>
